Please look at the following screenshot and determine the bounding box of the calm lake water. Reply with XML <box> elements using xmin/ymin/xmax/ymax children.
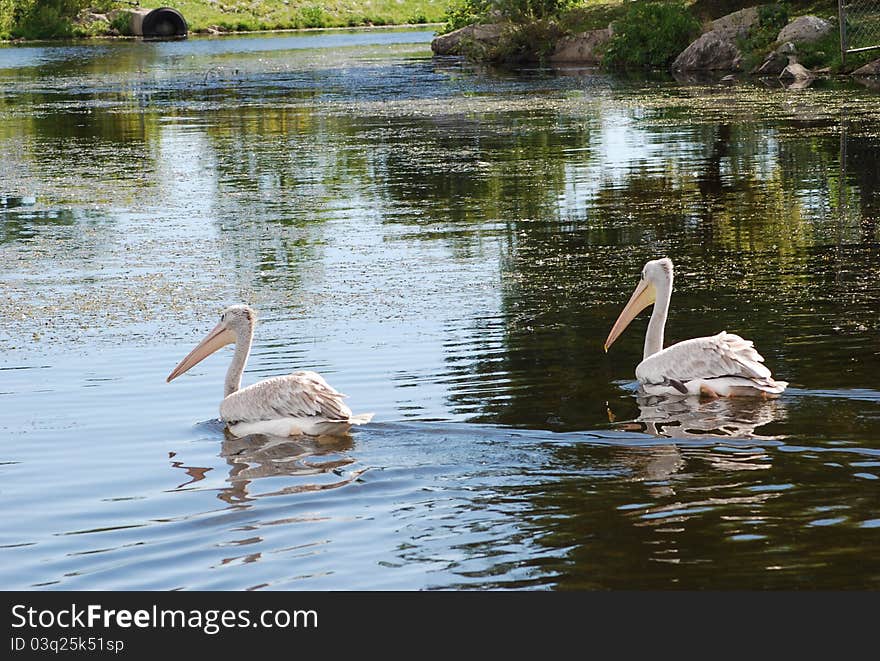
<box><xmin>1</xmin><ymin>27</ymin><xmax>879</xmax><ymax>590</ymax></box>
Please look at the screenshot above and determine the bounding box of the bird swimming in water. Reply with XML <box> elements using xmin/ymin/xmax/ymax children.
<box><xmin>604</xmin><ymin>258</ymin><xmax>787</xmax><ymax>398</ymax></box>
<box><xmin>167</xmin><ymin>305</ymin><xmax>373</xmax><ymax>437</ymax></box>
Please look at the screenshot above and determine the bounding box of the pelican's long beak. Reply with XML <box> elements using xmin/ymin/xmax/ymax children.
<box><xmin>604</xmin><ymin>279</ymin><xmax>656</xmax><ymax>351</ymax></box>
<box><xmin>166</xmin><ymin>322</ymin><xmax>235</xmax><ymax>382</ymax></box>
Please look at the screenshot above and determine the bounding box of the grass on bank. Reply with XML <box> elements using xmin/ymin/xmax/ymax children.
<box><xmin>0</xmin><ymin>0</ymin><xmax>446</xmax><ymax>40</ymax></box>
<box><xmin>156</xmin><ymin>0</ymin><xmax>446</xmax><ymax>32</ymax></box>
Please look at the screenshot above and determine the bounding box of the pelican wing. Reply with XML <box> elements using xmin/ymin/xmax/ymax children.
<box><xmin>635</xmin><ymin>331</ymin><xmax>774</xmax><ymax>386</ymax></box>
<box><xmin>220</xmin><ymin>370</ymin><xmax>354</xmax><ymax>423</ymax></box>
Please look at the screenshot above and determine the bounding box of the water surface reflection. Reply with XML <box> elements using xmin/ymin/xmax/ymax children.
<box><xmin>1</xmin><ymin>30</ymin><xmax>879</xmax><ymax>590</ymax></box>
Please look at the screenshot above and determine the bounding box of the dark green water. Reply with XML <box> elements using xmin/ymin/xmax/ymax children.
<box><xmin>0</xmin><ymin>28</ymin><xmax>878</xmax><ymax>589</ymax></box>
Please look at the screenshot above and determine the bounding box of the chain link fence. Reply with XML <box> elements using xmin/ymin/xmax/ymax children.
<box><xmin>839</xmin><ymin>0</ymin><xmax>880</xmax><ymax>62</ymax></box>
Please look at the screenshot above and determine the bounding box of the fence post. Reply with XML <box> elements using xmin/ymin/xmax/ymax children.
<box><xmin>838</xmin><ymin>0</ymin><xmax>848</xmax><ymax>68</ymax></box>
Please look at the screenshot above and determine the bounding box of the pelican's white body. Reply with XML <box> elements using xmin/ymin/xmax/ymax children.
<box><xmin>220</xmin><ymin>371</ymin><xmax>373</xmax><ymax>437</ymax></box>
<box><xmin>635</xmin><ymin>331</ymin><xmax>787</xmax><ymax>397</ymax></box>
<box><xmin>607</xmin><ymin>259</ymin><xmax>787</xmax><ymax>398</ymax></box>
<box><xmin>167</xmin><ymin>306</ymin><xmax>373</xmax><ymax>437</ymax></box>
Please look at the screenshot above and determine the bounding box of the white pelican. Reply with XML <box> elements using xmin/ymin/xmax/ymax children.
<box><xmin>604</xmin><ymin>258</ymin><xmax>787</xmax><ymax>398</ymax></box>
<box><xmin>167</xmin><ymin>305</ymin><xmax>373</xmax><ymax>437</ymax></box>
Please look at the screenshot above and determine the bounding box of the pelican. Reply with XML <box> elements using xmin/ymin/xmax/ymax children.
<box><xmin>604</xmin><ymin>258</ymin><xmax>787</xmax><ymax>398</ymax></box>
<box><xmin>167</xmin><ymin>305</ymin><xmax>373</xmax><ymax>437</ymax></box>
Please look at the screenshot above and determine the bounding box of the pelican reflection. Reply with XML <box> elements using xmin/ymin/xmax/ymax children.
<box><xmin>168</xmin><ymin>430</ymin><xmax>365</xmax><ymax>505</ymax></box>
<box><xmin>219</xmin><ymin>431</ymin><xmax>365</xmax><ymax>504</ymax></box>
<box><xmin>605</xmin><ymin>393</ymin><xmax>786</xmax><ymax>497</ymax></box>
<box><xmin>613</xmin><ymin>391</ymin><xmax>786</xmax><ymax>441</ymax></box>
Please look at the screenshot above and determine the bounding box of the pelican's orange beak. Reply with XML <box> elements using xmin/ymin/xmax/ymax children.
<box><xmin>604</xmin><ymin>279</ymin><xmax>656</xmax><ymax>352</ymax></box>
<box><xmin>166</xmin><ymin>322</ymin><xmax>235</xmax><ymax>382</ymax></box>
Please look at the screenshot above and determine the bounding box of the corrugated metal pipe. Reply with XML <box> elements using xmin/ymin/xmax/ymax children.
<box><xmin>130</xmin><ymin>7</ymin><xmax>188</xmax><ymax>40</ymax></box>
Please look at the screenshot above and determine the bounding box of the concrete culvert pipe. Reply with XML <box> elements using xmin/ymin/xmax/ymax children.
<box><xmin>131</xmin><ymin>8</ymin><xmax>188</xmax><ymax>40</ymax></box>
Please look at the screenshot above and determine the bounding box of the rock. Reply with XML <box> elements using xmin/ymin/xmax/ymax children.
<box><xmin>777</xmin><ymin>15</ymin><xmax>833</xmax><ymax>45</ymax></box>
<box><xmin>431</xmin><ymin>23</ymin><xmax>506</xmax><ymax>56</ymax></box>
<box><xmin>74</xmin><ymin>10</ymin><xmax>110</xmax><ymax>30</ymax></box>
<box><xmin>711</xmin><ymin>7</ymin><xmax>760</xmax><ymax>39</ymax></box>
<box><xmin>548</xmin><ymin>28</ymin><xmax>611</xmax><ymax>64</ymax></box>
<box><xmin>784</xmin><ymin>76</ymin><xmax>815</xmax><ymax>90</ymax></box>
<box><xmin>779</xmin><ymin>61</ymin><xmax>814</xmax><ymax>83</ymax></box>
<box><xmin>852</xmin><ymin>58</ymin><xmax>880</xmax><ymax>75</ymax></box>
<box><xmin>672</xmin><ymin>30</ymin><xmax>742</xmax><ymax>72</ymax></box>
<box><xmin>853</xmin><ymin>75</ymin><xmax>880</xmax><ymax>91</ymax></box>
<box><xmin>753</xmin><ymin>51</ymin><xmax>788</xmax><ymax>76</ymax></box>
<box><xmin>752</xmin><ymin>42</ymin><xmax>796</xmax><ymax>76</ymax></box>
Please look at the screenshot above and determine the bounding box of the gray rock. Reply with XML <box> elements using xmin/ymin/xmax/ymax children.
<box><xmin>74</xmin><ymin>9</ymin><xmax>110</xmax><ymax>28</ymax></box>
<box><xmin>777</xmin><ymin>15</ymin><xmax>833</xmax><ymax>45</ymax></box>
<box><xmin>549</xmin><ymin>28</ymin><xmax>611</xmax><ymax>64</ymax></box>
<box><xmin>672</xmin><ymin>30</ymin><xmax>743</xmax><ymax>72</ymax></box>
<box><xmin>753</xmin><ymin>51</ymin><xmax>789</xmax><ymax>76</ymax></box>
<box><xmin>779</xmin><ymin>61</ymin><xmax>814</xmax><ymax>82</ymax></box>
<box><xmin>752</xmin><ymin>42</ymin><xmax>797</xmax><ymax>76</ymax></box>
<box><xmin>852</xmin><ymin>58</ymin><xmax>880</xmax><ymax>75</ymax></box>
<box><xmin>431</xmin><ymin>23</ymin><xmax>506</xmax><ymax>56</ymax></box>
<box><xmin>852</xmin><ymin>75</ymin><xmax>880</xmax><ymax>91</ymax></box>
<box><xmin>783</xmin><ymin>76</ymin><xmax>815</xmax><ymax>90</ymax></box>
<box><xmin>711</xmin><ymin>7</ymin><xmax>760</xmax><ymax>39</ymax></box>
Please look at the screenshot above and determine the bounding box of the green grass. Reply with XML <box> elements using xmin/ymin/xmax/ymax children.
<box><xmin>561</xmin><ymin>0</ymin><xmax>627</xmax><ymax>33</ymax></box>
<box><xmin>145</xmin><ymin>0</ymin><xmax>446</xmax><ymax>33</ymax></box>
<box><xmin>0</xmin><ymin>0</ymin><xmax>445</xmax><ymax>40</ymax></box>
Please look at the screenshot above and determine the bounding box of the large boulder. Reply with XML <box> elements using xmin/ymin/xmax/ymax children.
<box><xmin>777</xmin><ymin>15</ymin><xmax>833</xmax><ymax>44</ymax></box>
<box><xmin>672</xmin><ymin>30</ymin><xmax>743</xmax><ymax>71</ymax></box>
<box><xmin>852</xmin><ymin>58</ymin><xmax>880</xmax><ymax>75</ymax></box>
<box><xmin>752</xmin><ymin>41</ymin><xmax>796</xmax><ymax>76</ymax></box>
<box><xmin>431</xmin><ymin>23</ymin><xmax>506</xmax><ymax>56</ymax></box>
<box><xmin>548</xmin><ymin>28</ymin><xmax>611</xmax><ymax>64</ymax></box>
<box><xmin>711</xmin><ymin>7</ymin><xmax>760</xmax><ymax>39</ymax></box>
<box><xmin>779</xmin><ymin>61</ymin><xmax>814</xmax><ymax>83</ymax></box>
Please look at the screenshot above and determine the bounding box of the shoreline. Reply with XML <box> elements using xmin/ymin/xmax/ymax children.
<box><xmin>0</xmin><ymin>22</ymin><xmax>443</xmax><ymax>46</ymax></box>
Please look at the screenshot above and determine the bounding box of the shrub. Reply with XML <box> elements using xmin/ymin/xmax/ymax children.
<box><xmin>737</xmin><ymin>2</ymin><xmax>790</xmax><ymax>69</ymax></box>
<box><xmin>757</xmin><ymin>3</ymin><xmax>788</xmax><ymax>32</ymax></box>
<box><xmin>602</xmin><ymin>1</ymin><xmax>701</xmax><ymax>69</ymax></box>
<box><xmin>110</xmin><ymin>11</ymin><xmax>131</xmax><ymax>36</ymax></box>
<box><xmin>476</xmin><ymin>18</ymin><xmax>563</xmax><ymax>63</ymax></box>
<box><xmin>0</xmin><ymin>0</ymin><xmax>14</xmax><ymax>37</ymax></box>
<box><xmin>2</xmin><ymin>0</ymin><xmax>122</xmax><ymax>40</ymax></box>
<box><xmin>441</xmin><ymin>0</ymin><xmax>490</xmax><ymax>34</ymax></box>
<box><xmin>300</xmin><ymin>5</ymin><xmax>327</xmax><ymax>29</ymax></box>
<box><xmin>14</xmin><ymin>3</ymin><xmax>74</xmax><ymax>39</ymax></box>
<box><xmin>504</xmin><ymin>0</ymin><xmax>574</xmax><ymax>21</ymax></box>
<box><xmin>441</xmin><ymin>0</ymin><xmax>573</xmax><ymax>35</ymax></box>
